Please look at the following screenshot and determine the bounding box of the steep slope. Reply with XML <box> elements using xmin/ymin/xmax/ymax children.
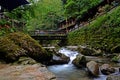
<box><xmin>68</xmin><ymin>5</ymin><xmax>120</xmax><ymax>53</ymax></box>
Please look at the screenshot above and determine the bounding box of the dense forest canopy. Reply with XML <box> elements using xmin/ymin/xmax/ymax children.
<box><xmin>0</xmin><ymin>0</ymin><xmax>119</xmax><ymax>34</ymax></box>
<box><xmin>0</xmin><ymin>0</ymin><xmax>64</xmax><ymax>32</ymax></box>
<box><xmin>27</xmin><ymin>0</ymin><xmax>64</xmax><ymax>31</ymax></box>
<box><xmin>64</xmin><ymin>0</ymin><xmax>102</xmax><ymax>18</ymax></box>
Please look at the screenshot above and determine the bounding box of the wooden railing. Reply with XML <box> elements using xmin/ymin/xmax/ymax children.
<box><xmin>29</xmin><ymin>30</ymin><xmax>67</xmax><ymax>40</ymax></box>
<box><xmin>29</xmin><ymin>30</ymin><xmax>67</xmax><ymax>36</ymax></box>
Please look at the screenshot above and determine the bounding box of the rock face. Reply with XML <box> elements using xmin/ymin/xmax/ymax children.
<box><xmin>72</xmin><ymin>54</ymin><xmax>86</xmax><ymax>68</ymax></box>
<box><xmin>86</xmin><ymin>61</ymin><xmax>99</xmax><ymax>76</ymax></box>
<box><xmin>0</xmin><ymin>32</ymin><xmax>52</xmax><ymax>62</ymax></box>
<box><xmin>0</xmin><ymin>64</ymin><xmax>56</xmax><ymax>80</ymax></box>
<box><xmin>106</xmin><ymin>75</ymin><xmax>120</xmax><ymax>80</ymax></box>
<box><xmin>100</xmin><ymin>64</ymin><xmax>115</xmax><ymax>75</ymax></box>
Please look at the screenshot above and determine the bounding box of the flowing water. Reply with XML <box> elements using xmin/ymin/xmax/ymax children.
<box><xmin>47</xmin><ymin>48</ymin><xmax>109</xmax><ymax>80</ymax></box>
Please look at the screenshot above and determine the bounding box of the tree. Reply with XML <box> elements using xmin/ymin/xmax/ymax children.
<box><xmin>64</xmin><ymin>0</ymin><xmax>101</xmax><ymax>18</ymax></box>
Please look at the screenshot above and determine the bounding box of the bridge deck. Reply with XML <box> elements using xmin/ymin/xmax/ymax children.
<box><xmin>29</xmin><ymin>30</ymin><xmax>67</xmax><ymax>40</ymax></box>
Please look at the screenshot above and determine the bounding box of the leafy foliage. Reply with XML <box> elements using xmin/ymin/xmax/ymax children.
<box><xmin>0</xmin><ymin>0</ymin><xmax>64</xmax><ymax>32</ymax></box>
<box><xmin>26</xmin><ymin>0</ymin><xmax>64</xmax><ymax>31</ymax></box>
<box><xmin>68</xmin><ymin>6</ymin><xmax>120</xmax><ymax>52</ymax></box>
<box><xmin>64</xmin><ymin>0</ymin><xmax>101</xmax><ymax>18</ymax></box>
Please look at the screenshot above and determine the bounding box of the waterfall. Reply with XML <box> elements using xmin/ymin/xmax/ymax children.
<box><xmin>59</xmin><ymin>48</ymin><xmax>78</xmax><ymax>64</ymax></box>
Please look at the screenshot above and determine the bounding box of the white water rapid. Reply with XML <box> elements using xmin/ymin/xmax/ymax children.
<box><xmin>58</xmin><ymin>48</ymin><xmax>78</xmax><ymax>64</ymax></box>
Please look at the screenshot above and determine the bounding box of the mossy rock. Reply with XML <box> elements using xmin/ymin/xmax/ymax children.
<box><xmin>0</xmin><ymin>36</ymin><xmax>26</xmax><ymax>62</ymax></box>
<box><xmin>0</xmin><ymin>32</ymin><xmax>52</xmax><ymax>63</ymax></box>
<box><xmin>78</xmin><ymin>46</ymin><xmax>95</xmax><ymax>56</ymax></box>
<box><xmin>13</xmin><ymin>57</ymin><xmax>38</xmax><ymax>65</ymax></box>
<box><xmin>72</xmin><ymin>54</ymin><xmax>86</xmax><ymax>68</ymax></box>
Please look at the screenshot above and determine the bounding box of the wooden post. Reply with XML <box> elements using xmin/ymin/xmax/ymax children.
<box><xmin>66</xmin><ymin>18</ymin><xmax>68</xmax><ymax>33</ymax></box>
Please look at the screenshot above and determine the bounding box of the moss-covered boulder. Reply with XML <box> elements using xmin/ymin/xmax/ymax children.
<box><xmin>13</xmin><ymin>57</ymin><xmax>38</xmax><ymax>65</ymax></box>
<box><xmin>78</xmin><ymin>46</ymin><xmax>95</xmax><ymax>56</ymax></box>
<box><xmin>72</xmin><ymin>54</ymin><xmax>86</xmax><ymax>68</ymax></box>
<box><xmin>0</xmin><ymin>36</ymin><xmax>26</xmax><ymax>62</ymax></box>
<box><xmin>0</xmin><ymin>32</ymin><xmax>52</xmax><ymax>62</ymax></box>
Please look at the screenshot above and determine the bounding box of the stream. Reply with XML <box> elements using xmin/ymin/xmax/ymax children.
<box><xmin>47</xmin><ymin>48</ymin><xmax>108</xmax><ymax>80</ymax></box>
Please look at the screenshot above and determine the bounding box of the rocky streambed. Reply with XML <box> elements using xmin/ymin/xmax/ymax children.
<box><xmin>0</xmin><ymin>32</ymin><xmax>120</xmax><ymax>80</ymax></box>
<box><xmin>47</xmin><ymin>47</ymin><xmax>120</xmax><ymax>80</ymax></box>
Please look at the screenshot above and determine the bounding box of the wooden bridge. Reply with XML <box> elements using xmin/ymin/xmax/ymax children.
<box><xmin>29</xmin><ymin>17</ymin><xmax>76</xmax><ymax>40</ymax></box>
<box><xmin>30</xmin><ymin>30</ymin><xmax>67</xmax><ymax>40</ymax></box>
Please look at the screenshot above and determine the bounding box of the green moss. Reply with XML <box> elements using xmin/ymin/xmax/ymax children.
<box><xmin>0</xmin><ymin>36</ymin><xmax>25</xmax><ymax>62</ymax></box>
<box><xmin>68</xmin><ymin>6</ymin><xmax>120</xmax><ymax>53</ymax></box>
<box><xmin>0</xmin><ymin>32</ymin><xmax>52</xmax><ymax>62</ymax></box>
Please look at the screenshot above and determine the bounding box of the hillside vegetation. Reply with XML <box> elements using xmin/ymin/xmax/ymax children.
<box><xmin>68</xmin><ymin>6</ymin><xmax>120</xmax><ymax>53</ymax></box>
<box><xmin>64</xmin><ymin>0</ymin><xmax>101</xmax><ymax>18</ymax></box>
<box><xmin>0</xmin><ymin>0</ymin><xmax>64</xmax><ymax>33</ymax></box>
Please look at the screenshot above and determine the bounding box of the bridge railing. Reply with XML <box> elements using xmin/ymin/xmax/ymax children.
<box><xmin>29</xmin><ymin>30</ymin><xmax>67</xmax><ymax>36</ymax></box>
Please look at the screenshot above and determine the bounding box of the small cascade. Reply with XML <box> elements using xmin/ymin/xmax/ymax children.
<box><xmin>59</xmin><ymin>48</ymin><xmax>78</xmax><ymax>64</ymax></box>
<box><xmin>48</xmin><ymin>47</ymin><xmax>119</xmax><ymax>80</ymax></box>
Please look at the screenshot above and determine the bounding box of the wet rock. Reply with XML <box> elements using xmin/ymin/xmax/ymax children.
<box><xmin>45</xmin><ymin>48</ymin><xmax>70</xmax><ymax>65</ymax></box>
<box><xmin>72</xmin><ymin>54</ymin><xmax>86</xmax><ymax>68</ymax></box>
<box><xmin>86</xmin><ymin>61</ymin><xmax>99</xmax><ymax>76</ymax></box>
<box><xmin>0</xmin><ymin>32</ymin><xmax>53</xmax><ymax>62</ymax></box>
<box><xmin>106</xmin><ymin>75</ymin><xmax>120</xmax><ymax>80</ymax></box>
<box><xmin>78</xmin><ymin>46</ymin><xmax>94</xmax><ymax>56</ymax></box>
<box><xmin>49</xmin><ymin>53</ymin><xmax>70</xmax><ymax>65</ymax></box>
<box><xmin>0</xmin><ymin>64</ymin><xmax>56</xmax><ymax>80</ymax></box>
<box><xmin>100</xmin><ymin>64</ymin><xmax>115</xmax><ymax>75</ymax></box>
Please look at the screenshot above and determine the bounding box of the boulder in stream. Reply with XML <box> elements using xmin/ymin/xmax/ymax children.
<box><xmin>86</xmin><ymin>61</ymin><xmax>99</xmax><ymax>77</ymax></box>
<box><xmin>72</xmin><ymin>54</ymin><xmax>86</xmax><ymax>68</ymax></box>
<box><xmin>100</xmin><ymin>64</ymin><xmax>115</xmax><ymax>75</ymax></box>
<box><xmin>45</xmin><ymin>49</ymin><xmax>70</xmax><ymax>65</ymax></box>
